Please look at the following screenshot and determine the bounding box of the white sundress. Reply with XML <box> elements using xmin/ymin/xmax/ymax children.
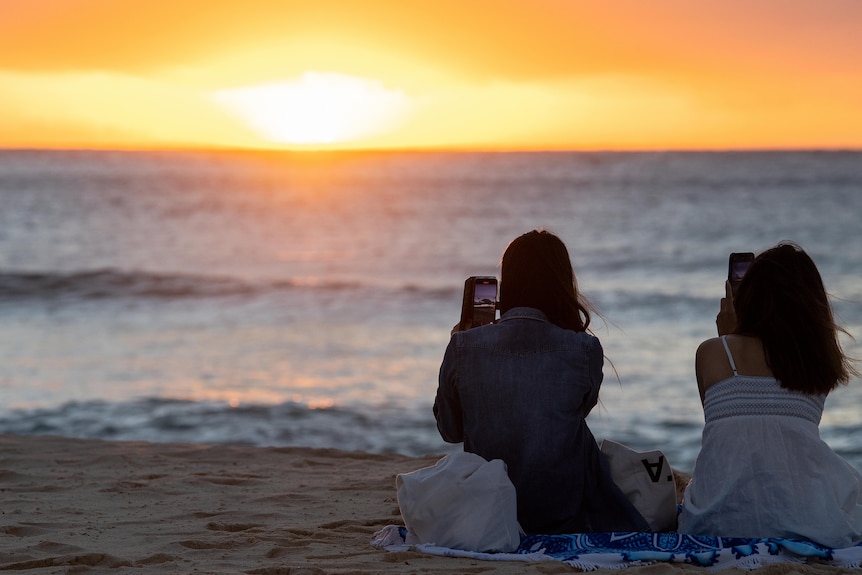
<box><xmin>678</xmin><ymin>336</ymin><xmax>862</xmax><ymax>548</ymax></box>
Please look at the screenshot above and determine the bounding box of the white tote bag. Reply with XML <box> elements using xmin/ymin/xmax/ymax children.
<box><xmin>600</xmin><ymin>439</ymin><xmax>679</xmax><ymax>532</ymax></box>
<box><xmin>396</xmin><ymin>451</ymin><xmax>522</xmax><ymax>552</ymax></box>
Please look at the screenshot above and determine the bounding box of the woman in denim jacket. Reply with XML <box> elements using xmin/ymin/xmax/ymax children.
<box><xmin>434</xmin><ymin>229</ymin><xmax>647</xmax><ymax>535</ymax></box>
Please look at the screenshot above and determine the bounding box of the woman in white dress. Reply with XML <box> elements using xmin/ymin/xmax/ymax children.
<box><xmin>678</xmin><ymin>242</ymin><xmax>862</xmax><ymax>548</ymax></box>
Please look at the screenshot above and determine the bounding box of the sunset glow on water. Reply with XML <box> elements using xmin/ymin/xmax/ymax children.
<box><xmin>2</xmin><ymin>150</ymin><xmax>861</xmax><ymax>469</ymax></box>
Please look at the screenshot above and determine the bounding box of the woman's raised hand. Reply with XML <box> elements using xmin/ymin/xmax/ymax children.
<box><xmin>716</xmin><ymin>281</ymin><xmax>737</xmax><ymax>336</ymax></box>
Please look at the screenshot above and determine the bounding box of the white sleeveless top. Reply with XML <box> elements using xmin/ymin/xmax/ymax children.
<box><xmin>678</xmin><ymin>337</ymin><xmax>862</xmax><ymax>547</ymax></box>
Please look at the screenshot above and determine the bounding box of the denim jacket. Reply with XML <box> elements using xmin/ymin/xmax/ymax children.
<box><xmin>434</xmin><ymin>307</ymin><xmax>647</xmax><ymax>534</ymax></box>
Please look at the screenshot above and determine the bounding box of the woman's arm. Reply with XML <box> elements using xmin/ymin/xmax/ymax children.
<box><xmin>582</xmin><ymin>336</ymin><xmax>604</xmax><ymax>417</ymax></box>
<box><xmin>433</xmin><ymin>337</ymin><xmax>465</xmax><ymax>443</ymax></box>
<box><xmin>695</xmin><ymin>340</ymin><xmax>710</xmax><ymax>405</ymax></box>
<box><xmin>716</xmin><ymin>281</ymin><xmax>737</xmax><ymax>336</ymax></box>
<box><xmin>695</xmin><ymin>337</ymin><xmax>737</xmax><ymax>404</ymax></box>
<box><xmin>697</xmin><ymin>282</ymin><xmax>738</xmax><ymax>404</ymax></box>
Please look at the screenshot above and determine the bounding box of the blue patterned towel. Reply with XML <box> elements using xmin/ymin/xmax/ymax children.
<box><xmin>372</xmin><ymin>526</ymin><xmax>862</xmax><ymax>571</ymax></box>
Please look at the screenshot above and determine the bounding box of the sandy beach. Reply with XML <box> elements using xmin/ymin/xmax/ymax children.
<box><xmin>0</xmin><ymin>434</ymin><xmax>854</xmax><ymax>574</ymax></box>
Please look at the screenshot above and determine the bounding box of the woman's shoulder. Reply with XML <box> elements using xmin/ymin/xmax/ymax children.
<box><xmin>696</xmin><ymin>336</ymin><xmax>725</xmax><ymax>356</ymax></box>
<box><xmin>696</xmin><ymin>335</ymin><xmax>773</xmax><ymax>399</ymax></box>
<box><xmin>565</xmin><ymin>327</ymin><xmax>602</xmax><ymax>351</ymax></box>
<box><xmin>530</xmin><ymin>321</ymin><xmax>604</xmax><ymax>358</ymax></box>
<box><xmin>696</xmin><ymin>337</ymin><xmax>732</xmax><ymax>370</ymax></box>
<box><xmin>697</xmin><ymin>334</ymin><xmax>765</xmax><ymax>363</ymax></box>
<box><xmin>695</xmin><ymin>337</ymin><xmax>734</xmax><ymax>399</ymax></box>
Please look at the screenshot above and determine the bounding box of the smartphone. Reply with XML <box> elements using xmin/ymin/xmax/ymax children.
<box><xmin>459</xmin><ymin>276</ymin><xmax>498</xmax><ymax>331</ymax></box>
<box><xmin>728</xmin><ymin>252</ymin><xmax>755</xmax><ymax>298</ymax></box>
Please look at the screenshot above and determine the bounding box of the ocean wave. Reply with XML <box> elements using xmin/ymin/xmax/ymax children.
<box><xmin>0</xmin><ymin>269</ymin><xmax>249</xmax><ymax>300</ymax></box>
<box><xmin>10</xmin><ymin>397</ymin><xmax>860</xmax><ymax>471</ymax></box>
<box><xmin>0</xmin><ymin>398</ymin><xmax>452</xmax><ymax>458</ymax></box>
<box><xmin>0</xmin><ymin>269</ymin><xmax>454</xmax><ymax>302</ymax></box>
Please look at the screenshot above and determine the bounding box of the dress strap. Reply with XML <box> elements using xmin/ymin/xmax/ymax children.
<box><xmin>720</xmin><ymin>335</ymin><xmax>739</xmax><ymax>376</ymax></box>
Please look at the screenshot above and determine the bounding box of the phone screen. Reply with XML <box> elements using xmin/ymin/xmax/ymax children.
<box><xmin>472</xmin><ymin>280</ymin><xmax>497</xmax><ymax>326</ymax></box>
<box><xmin>460</xmin><ymin>276</ymin><xmax>497</xmax><ymax>330</ymax></box>
<box><xmin>730</xmin><ymin>260</ymin><xmax>751</xmax><ymax>284</ymax></box>
<box><xmin>728</xmin><ymin>252</ymin><xmax>754</xmax><ymax>297</ymax></box>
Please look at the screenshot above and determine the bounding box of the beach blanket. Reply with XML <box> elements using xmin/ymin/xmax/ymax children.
<box><xmin>372</xmin><ymin>526</ymin><xmax>862</xmax><ymax>571</ymax></box>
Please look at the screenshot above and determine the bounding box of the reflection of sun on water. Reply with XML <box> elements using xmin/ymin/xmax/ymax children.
<box><xmin>213</xmin><ymin>72</ymin><xmax>413</xmax><ymax>146</ymax></box>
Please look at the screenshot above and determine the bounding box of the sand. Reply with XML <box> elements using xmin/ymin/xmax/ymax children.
<box><xmin>0</xmin><ymin>434</ymin><xmax>852</xmax><ymax>574</ymax></box>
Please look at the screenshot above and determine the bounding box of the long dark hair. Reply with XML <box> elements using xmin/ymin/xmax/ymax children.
<box><xmin>733</xmin><ymin>242</ymin><xmax>857</xmax><ymax>394</ymax></box>
<box><xmin>498</xmin><ymin>229</ymin><xmax>591</xmax><ymax>332</ymax></box>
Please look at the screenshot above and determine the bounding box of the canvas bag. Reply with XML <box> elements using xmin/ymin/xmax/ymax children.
<box><xmin>600</xmin><ymin>439</ymin><xmax>678</xmax><ymax>532</ymax></box>
<box><xmin>396</xmin><ymin>451</ymin><xmax>522</xmax><ymax>552</ymax></box>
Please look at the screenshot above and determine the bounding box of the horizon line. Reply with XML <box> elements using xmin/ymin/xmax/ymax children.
<box><xmin>2</xmin><ymin>144</ymin><xmax>862</xmax><ymax>155</ymax></box>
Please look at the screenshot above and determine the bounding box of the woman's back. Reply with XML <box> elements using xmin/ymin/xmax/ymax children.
<box><xmin>435</xmin><ymin>229</ymin><xmax>648</xmax><ymax>534</ymax></box>
<box><xmin>435</xmin><ymin>307</ymin><xmax>647</xmax><ymax>534</ymax></box>
<box><xmin>679</xmin><ymin>336</ymin><xmax>862</xmax><ymax>547</ymax></box>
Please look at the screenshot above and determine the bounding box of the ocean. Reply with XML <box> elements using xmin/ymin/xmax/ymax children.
<box><xmin>1</xmin><ymin>149</ymin><xmax>861</xmax><ymax>472</ymax></box>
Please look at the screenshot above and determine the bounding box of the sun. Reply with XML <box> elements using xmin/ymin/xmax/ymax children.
<box><xmin>212</xmin><ymin>72</ymin><xmax>413</xmax><ymax>146</ymax></box>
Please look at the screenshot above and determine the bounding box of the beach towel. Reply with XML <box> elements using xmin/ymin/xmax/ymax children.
<box><xmin>372</xmin><ymin>526</ymin><xmax>862</xmax><ymax>571</ymax></box>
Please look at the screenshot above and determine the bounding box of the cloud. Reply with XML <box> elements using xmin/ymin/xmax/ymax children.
<box><xmin>3</xmin><ymin>1</ymin><xmax>858</xmax><ymax>80</ymax></box>
<box><xmin>2</xmin><ymin>0</ymin><xmax>862</xmax><ymax>149</ymax></box>
<box><xmin>0</xmin><ymin>71</ymin><xmax>258</xmax><ymax>148</ymax></box>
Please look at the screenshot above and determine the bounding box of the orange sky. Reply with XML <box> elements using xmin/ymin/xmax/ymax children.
<box><xmin>2</xmin><ymin>0</ymin><xmax>862</xmax><ymax>151</ymax></box>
